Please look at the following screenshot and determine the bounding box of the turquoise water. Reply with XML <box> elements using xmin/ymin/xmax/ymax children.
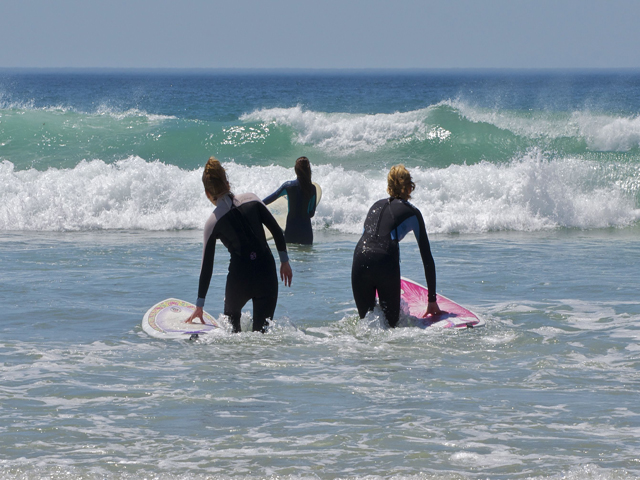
<box><xmin>1</xmin><ymin>70</ymin><xmax>640</xmax><ymax>479</ymax></box>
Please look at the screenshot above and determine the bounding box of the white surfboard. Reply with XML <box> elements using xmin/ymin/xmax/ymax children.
<box><xmin>264</xmin><ymin>182</ymin><xmax>322</xmax><ymax>240</ymax></box>
<box><xmin>142</xmin><ymin>298</ymin><xmax>221</xmax><ymax>339</ymax></box>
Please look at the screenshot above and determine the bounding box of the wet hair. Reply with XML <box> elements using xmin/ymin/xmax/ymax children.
<box><xmin>202</xmin><ymin>156</ymin><xmax>230</xmax><ymax>200</ymax></box>
<box><xmin>294</xmin><ymin>156</ymin><xmax>314</xmax><ymax>197</ymax></box>
<box><xmin>387</xmin><ymin>164</ymin><xmax>415</xmax><ymax>200</ymax></box>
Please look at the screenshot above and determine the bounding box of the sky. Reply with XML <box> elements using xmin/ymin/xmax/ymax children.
<box><xmin>2</xmin><ymin>0</ymin><xmax>640</xmax><ymax>70</ymax></box>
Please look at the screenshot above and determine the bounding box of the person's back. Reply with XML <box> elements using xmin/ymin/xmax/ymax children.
<box><xmin>284</xmin><ymin>179</ymin><xmax>316</xmax><ymax>244</ymax></box>
<box><xmin>351</xmin><ymin>165</ymin><xmax>441</xmax><ymax>327</ymax></box>
<box><xmin>211</xmin><ymin>193</ymin><xmax>271</xmax><ymax>260</ymax></box>
<box><xmin>187</xmin><ymin>157</ymin><xmax>292</xmax><ymax>333</ymax></box>
<box><xmin>263</xmin><ymin>156</ymin><xmax>317</xmax><ymax>245</ymax></box>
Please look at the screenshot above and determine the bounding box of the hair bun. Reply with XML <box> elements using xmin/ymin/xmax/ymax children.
<box><xmin>202</xmin><ymin>156</ymin><xmax>230</xmax><ymax>198</ymax></box>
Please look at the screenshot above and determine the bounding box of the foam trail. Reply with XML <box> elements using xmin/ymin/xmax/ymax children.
<box><xmin>0</xmin><ymin>97</ymin><xmax>176</xmax><ymax>121</ymax></box>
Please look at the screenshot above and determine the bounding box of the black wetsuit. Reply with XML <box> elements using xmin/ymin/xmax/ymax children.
<box><xmin>351</xmin><ymin>197</ymin><xmax>437</xmax><ymax>328</ymax></box>
<box><xmin>196</xmin><ymin>192</ymin><xmax>289</xmax><ymax>333</ymax></box>
<box><xmin>263</xmin><ymin>179</ymin><xmax>317</xmax><ymax>245</ymax></box>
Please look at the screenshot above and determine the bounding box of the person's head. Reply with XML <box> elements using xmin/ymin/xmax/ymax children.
<box><xmin>294</xmin><ymin>156</ymin><xmax>312</xmax><ymax>185</ymax></box>
<box><xmin>202</xmin><ymin>156</ymin><xmax>230</xmax><ymax>204</ymax></box>
<box><xmin>387</xmin><ymin>164</ymin><xmax>415</xmax><ymax>200</ymax></box>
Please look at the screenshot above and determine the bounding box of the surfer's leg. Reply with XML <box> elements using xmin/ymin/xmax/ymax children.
<box><xmin>351</xmin><ymin>259</ymin><xmax>376</xmax><ymax>318</ymax></box>
<box><xmin>376</xmin><ymin>261</ymin><xmax>401</xmax><ymax>328</ymax></box>
<box><xmin>223</xmin><ymin>296</ymin><xmax>245</xmax><ymax>333</ymax></box>
<box><xmin>224</xmin><ymin>267</ymin><xmax>251</xmax><ymax>333</ymax></box>
<box><xmin>250</xmin><ymin>255</ymin><xmax>279</xmax><ymax>333</ymax></box>
<box><xmin>252</xmin><ymin>295</ymin><xmax>277</xmax><ymax>333</ymax></box>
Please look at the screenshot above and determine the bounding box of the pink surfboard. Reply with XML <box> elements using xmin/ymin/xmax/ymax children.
<box><xmin>400</xmin><ymin>277</ymin><xmax>484</xmax><ymax>329</ymax></box>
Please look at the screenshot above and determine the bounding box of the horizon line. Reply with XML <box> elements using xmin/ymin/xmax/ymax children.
<box><xmin>3</xmin><ymin>66</ymin><xmax>640</xmax><ymax>74</ymax></box>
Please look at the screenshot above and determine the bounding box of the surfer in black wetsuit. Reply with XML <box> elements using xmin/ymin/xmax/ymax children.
<box><xmin>263</xmin><ymin>157</ymin><xmax>317</xmax><ymax>245</ymax></box>
<box><xmin>186</xmin><ymin>157</ymin><xmax>293</xmax><ymax>333</ymax></box>
<box><xmin>351</xmin><ymin>165</ymin><xmax>442</xmax><ymax>328</ymax></box>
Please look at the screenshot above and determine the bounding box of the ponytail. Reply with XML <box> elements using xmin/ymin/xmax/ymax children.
<box><xmin>294</xmin><ymin>156</ymin><xmax>314</xmax><ymax>197</ymax></box>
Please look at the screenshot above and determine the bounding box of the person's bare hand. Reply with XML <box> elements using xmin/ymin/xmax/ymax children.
<box><xmin>185</xmin><ymin>306</ymin><xmax>204</xmax><ymax>324</ymax></box>
<box><xmin>280</xmin><ymin>261</ymin><xmax>292</xmax><ymax>287</ymax></box>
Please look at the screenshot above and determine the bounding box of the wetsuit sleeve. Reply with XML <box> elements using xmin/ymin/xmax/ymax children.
<box><xmin>257</xmin><ymin>202</ymin><xmax>289</xmax><ymax>263</ymax></box>
<box><xmin>263</xmin><ymin>182</ymin><xmax>288</xmax><ymax>205</ymax></box>
<box><xmin>414</xmin><ymin>209</ymin><xmax>437</xmax><ymax>303</ymax></box>
<box><xmin>196</xmin><ymin>229</ymin><xmax>216</xmax><ymax>307</ymax></box>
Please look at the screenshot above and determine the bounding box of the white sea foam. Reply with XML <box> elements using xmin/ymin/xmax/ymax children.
<box><xmin>0</xmin><ymin>157</ymin><xmax>211</xmax><ymax>231</ymax></box>
<box><xmin>449</xmin><ymin>99</ymin><xmax>640</xmax><ymax>151</ymax></box>
<box><xmin>241</xmin><ymin>105</ymin><xmax>449</xmax><ymax>155</ymax></box>
<box><xmin>1</xmin><ymin>152</ymin><xmax>638</xmax><ymax>232</ymax></box>
<box><xmin>573</xmin><ymin>111</ymin><xmax>640</xmax><ymax>151</ymax></box>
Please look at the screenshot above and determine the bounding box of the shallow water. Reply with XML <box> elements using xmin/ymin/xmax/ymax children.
<box><xmin>2</xmin><ymin>228</ymin><xmax>639</xmax><ymax>479</ymax></box>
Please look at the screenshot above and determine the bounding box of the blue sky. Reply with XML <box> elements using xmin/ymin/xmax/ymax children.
<box><xmin>2</xmin><ymin>0</ymin><xmax>639</xmax><ymax>69</ymax></box>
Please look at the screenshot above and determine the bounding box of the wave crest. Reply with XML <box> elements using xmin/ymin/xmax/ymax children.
<box><xmin>240</xmin><ymin>105</ymin><xmax>450</xmax><ymax>155</ymax></box>
<box><xmin>448</xmin><ymin>99</ymin><xmax>640</xmax><ymax>152</ymax></box>
<box><xmin>240</xmin><ymin>102</ymin><xmax>640</xmax><ymax>156</ymax></box>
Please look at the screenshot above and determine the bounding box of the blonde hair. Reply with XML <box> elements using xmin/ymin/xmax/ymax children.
<box><xmin>202</xmin><ymin>157</ymin><xmax>230</xmax><ymax>200</ymax></box>
<box><xmin>387</xmin><ymin>164</ymin><xmax>415</xmax><ymax>200</ymax></box>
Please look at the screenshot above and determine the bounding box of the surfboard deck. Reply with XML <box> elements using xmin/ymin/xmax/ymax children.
<box><xmin>142</xmin><ymin>298</ymin><xmax>221</xmax><ymax>339</ymax></box>
<box><xmin>265</xmin><ymin>182</ymin><xmax>322</xmax><ymax>240</ymax></box>
<box><xmin>400</xmin><ymin>277</ymin><xmax>485</xmax><ymax>329</ymax></box>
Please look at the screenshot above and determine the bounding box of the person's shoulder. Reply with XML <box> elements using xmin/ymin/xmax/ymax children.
<box><xmin>404</xmin><ymin>200</ymin><xmax>425</xmax><ymax>221</ymax></box>
<box><xmin>393</xmin><ymin>198</ymin><xmax>422</xmax><ymax>217</ymax></box>
<box><xmin>399</xmin><ymin>198</ymin><xmax>419</xmax><ymax>210</ymax></box>
<box><xmin>204</xmin><ymin>209</ymin><xmax>220</xmax><ymax>237</ymax></box>
<box><xmin>235</xmin><ymin>192</ymin><xmax>261</xmax><ymax>203</ymax></box>
<box><xmin>366</xmin><ymin>198</ymin><xmax>387</xmax><ymax>212</ymax></box>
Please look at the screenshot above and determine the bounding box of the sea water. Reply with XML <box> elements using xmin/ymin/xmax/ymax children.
<box><xmin>1</xmin><ymin>70</ymin><xmax>639</xmax><ymax>479</ymax></box>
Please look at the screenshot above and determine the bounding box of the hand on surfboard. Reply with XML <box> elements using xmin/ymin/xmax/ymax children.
<box><xmin>280</xmin><ymin>261</ymin><xmax>293</xmax><ymax>287</ymax></box>
<box><xmin>185</xmin><ymin>306</ymin><xmax>205</xmax><ymax>324</ymax></box>
<box><xmin>423</xmin><ymin>301</ymin><xmax>446</xmax><ymax>318</ymax></box>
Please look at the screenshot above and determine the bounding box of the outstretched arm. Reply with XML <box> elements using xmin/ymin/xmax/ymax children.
<box><xmin>414</xmin><ymin>210</ymin><xmax>443</xmax><ymax>316</ymax></box>
<box><xmin>263</xmin><ymin>182</ymin><xmax>288</xmax><ymax>205</ymax></box>
<box><xmin>258</xmin><ymin>202</ymin><xmax>293</xmax><ymax>287</ymax></box>
<box><xmin>186</xmin><ymin>224</ymin><xmax>217</xmax><ymax>323</ymax></box>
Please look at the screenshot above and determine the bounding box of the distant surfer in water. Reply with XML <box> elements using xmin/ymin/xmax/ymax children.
<box><xmin>351</xmin><ymin>165</ymin><xmax>442</xmax><ymax>328</ymax></box>
<box><xmin>186</xmin><ymin>157</ymin><xmax>293</xmax><ymax>333</ymax></box>
<box><xmin>263</xmin><ymin>156</ymin><xmax>317</xmax><ymax>245</ymax></box>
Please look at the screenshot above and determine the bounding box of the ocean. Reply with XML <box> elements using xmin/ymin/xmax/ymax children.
<box><xmin>1</xmin><ymin>69</ymin><xmax>639</xmax><ymax>479</ymax></box>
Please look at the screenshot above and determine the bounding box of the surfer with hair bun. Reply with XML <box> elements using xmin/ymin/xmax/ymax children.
<box><xmin>263</xmin><ymin>156</ymin><xmax>318</xmax><ymax>245</ymax></box>
<box><xmin>186</xmin><ymin>156</ymin><xmax>293</xmax><ymax>333</ymax></box>
<box><xmin>351</xmin><ymin>164</ymin><xmax>442</xmax><ymax>328</ymax></box>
